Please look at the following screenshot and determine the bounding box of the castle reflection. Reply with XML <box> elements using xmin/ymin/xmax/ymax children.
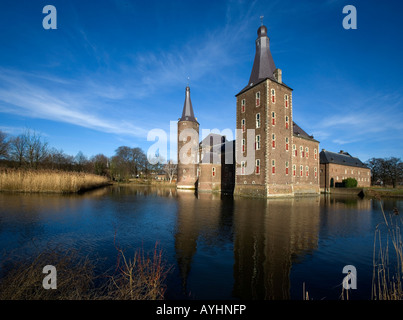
<box><xmin>175</xmin><ymin>191</ymin><xmax>321</xmax><ymax>299</ymax></box>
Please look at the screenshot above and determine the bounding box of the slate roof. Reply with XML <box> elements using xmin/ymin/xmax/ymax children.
<box><xmin>293</xmin><ymin>122</ymin><xmax>318</xmax><ymax>142</ymax></box>
<box><xmin>236</xmin><ymin>25</ymin><xmax>291</xmax><ymax>96</ymax></box>
<box><xmin>180</xmin><ymin>86</ymin><xmax>198</xmax><ymax>123</ymax></box>
<box><xmin>320</xmin><ymin>150</ymin><xmax>369</xmax><ymax>168</ymax></box>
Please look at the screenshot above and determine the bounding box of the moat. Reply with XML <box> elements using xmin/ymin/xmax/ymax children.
<box><xmin>0</xmin><ymin>185</ymin><xmax>401</xmax><ymax>300</ymax></box>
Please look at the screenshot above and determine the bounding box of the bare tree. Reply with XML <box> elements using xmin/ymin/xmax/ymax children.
<box><xmin>9</xmin><ymin>135</ymin><xmax>27</xmax><ymax>167</ymax></box>
<box><xmin>0</xmin><ymin>130</ymin><xmax>9</xmax><ymax>159</ymax></box>
<box><xmin>24</xmin><ymin>130</ymin><xmax>48</xmax><ymax>169</ymax></box>
<box><xmin>163</xmin><ymin>160</ymin><xmax>177</xmax><ymax>183</ymax></box>
<box><xmin>366</xmin><ymin>157</ymin><xmax>403</xmax><ymax>188</ymax></box>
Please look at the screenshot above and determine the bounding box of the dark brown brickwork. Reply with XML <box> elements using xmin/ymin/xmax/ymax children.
<box><xmin>234</xmin><ymin>78</ymin><xmax>319</xmax><ymax>197</ymax></box>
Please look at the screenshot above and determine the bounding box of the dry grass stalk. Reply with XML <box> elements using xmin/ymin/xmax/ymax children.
<box><xmin>372</xmin><ymin>201</ymin><xmax>403</xmax><ymax>300</ymax></box>
<box><xmin>0</xmin><ymin>242</ymin><xmax>170</xmax><ymax>300</ymax></box>
<box><xmin>0</xmin><ymin>168</ymin><xmax>109</xmax><ymax>193</ymax></box>
<box><xmin>103</xmin><ymin>242</ymin><xmax>169</xmax><ymax>300</ymax></box>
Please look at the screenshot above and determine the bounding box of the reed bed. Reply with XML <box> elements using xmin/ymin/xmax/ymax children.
<box><xmin>0</xmin><ymin>168</ymin><xmax>110</xmax><ymax>193</ymax></box>
<box><xmin>372</xmin><ymin>203</ymin><xmax>403</xmax><ymax>300</ymax></box>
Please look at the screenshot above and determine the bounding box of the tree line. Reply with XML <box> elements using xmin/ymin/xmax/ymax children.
<box><xmin>365</xmin><ymin>157</ymin><xmax>403</xmax><ymax>188</ymax></box>
<box><xmin>0</xmin><ymin>129</ymin><xmax>176</xmax><ymax>182</ymax></box>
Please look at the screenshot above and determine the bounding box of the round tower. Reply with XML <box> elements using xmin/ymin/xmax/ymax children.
<box><xmin>177</xmin><ymin>86</ymin><xmax>199</xmax><ymax>189</ymax></box>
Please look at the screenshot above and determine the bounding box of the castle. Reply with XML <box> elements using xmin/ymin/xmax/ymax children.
<box><xmin>176</xmin><ymin>23</ymin><xmax>321</xmax><ymax>197</ymax></box>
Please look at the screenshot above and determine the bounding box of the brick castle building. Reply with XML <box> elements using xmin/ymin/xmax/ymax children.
<box><xmin>176</xmin><ymin>23</ymin><xmax>369</xmax><ymax>196</ymax></box>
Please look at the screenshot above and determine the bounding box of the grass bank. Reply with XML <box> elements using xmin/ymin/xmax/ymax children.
<box><xmin>364</xmin><ymin>186</ymin><xmax>403</xmax><ymax>198</ymax></box>
<box><xmin>0</xmin><ymin>168</ymin><xmax>111</xmax><ymax>193</ymax></box>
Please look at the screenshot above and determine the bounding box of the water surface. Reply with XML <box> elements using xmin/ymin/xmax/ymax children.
<box><xmin>0</xmin><ymin>185</ymin><xmax>401</xmax><ymax>300</ymax></box>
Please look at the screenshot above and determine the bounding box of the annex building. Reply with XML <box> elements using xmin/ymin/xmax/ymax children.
<box><xmin>319</xmin><ymin>150</ymin><xmax>371</xmax><ymax>191</ymax></box>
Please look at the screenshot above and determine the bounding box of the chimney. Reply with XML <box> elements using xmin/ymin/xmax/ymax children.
<box><xmin>273</xmin><ymin>68</ymin><xmax>282</xmax><ymax>83</ymax></box>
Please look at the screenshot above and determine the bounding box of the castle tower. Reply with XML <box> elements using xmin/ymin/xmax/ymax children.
<box><xmin>177</xmin><ymin>86</ymin><xmax>199</xmax><ymax>189</ymax></box>
<box><xmin>234</xmin><ymin>23</ymin><xmax>320</xmax><ymax>197</ymax></box>
<box><xmin>234</xmin><ymin>24</ymin><xmax>294</xmax><ymax>197</ymax></box>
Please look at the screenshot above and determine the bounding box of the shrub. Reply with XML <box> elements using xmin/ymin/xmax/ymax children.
<box><xmin>343</xmin><ymin>177</ymin><xmax>358</xmax><ymax>188</ymax></box>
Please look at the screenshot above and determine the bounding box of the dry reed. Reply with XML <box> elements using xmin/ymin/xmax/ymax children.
<box><xmin>0</xmin><ymin>242</ymin><xmax>170</xmax><ymax>300</ymax></box>
<box><xmin>0</xmin><ymin>168</ymin><xmax>110</xmax><ymax>193</ymax></box>
<box><xmin>372</xmin><ymin>202</ymin><xmax>403</xmax><ymax>300</ymax></box>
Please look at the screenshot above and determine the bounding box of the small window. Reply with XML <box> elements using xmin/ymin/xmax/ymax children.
<box><xmin>242</xmin><ymin>139</ymin><xmax>246</xmax><ymax>153</ymax></box>
<box><xmin>305</xmin><ymin>147</ymin><xmax>309</xmax><ymax>158</ymax></box>
<box><xmin>241</xmin><ymin>161</ymin><xmax>245</xmax><ymax>175</ymax></box>
<box><xmin>300</xmin><ymin>146</ymin><xmax>304</xmax><ymax>158</ymax></box>
<box><xmin>285</xmin><ymin>94</ymin><xmax>289</xmax><ymax>108</ymax></box>
<box><xmin>256</xmin><ymin>135</ymin><xmax>261</xmax><ymax>150</ymax></box>
<box><xmin>241</xmin><ymin>99</ymin><xmax>246</xmax><ymax>113</ymax></box>
<box><xmin>272</xmin><ymin>133</ymin><xmax>276</xmax><ymax>149</ymax></box>
<box><xmin>285</xmin><ymin>161</ymin><xmax>289</xmax><ymax>175</ymax></box>
<box><xmin>212</xmin><ymin>167</ymin><xmax>216</xmax><ymax>177</ymax></box>
<box><xmin>293</xmin><ymin>144</ymin><xmax>297</xmax><ymax>157</ymax></box>
<box><xmin>256</xmin><ymin>113</ymin><xmax>260</xmax><ymax>128</ymax></box>
<box><xmin>314</xmin><ymin>167</ymin><xmax>317</xmax><ymax>178</ymax></box>
<box><xmin>300</xmin><ymin>165</ymin><xmax>303</xmax><ymax>177</ymax></box>
<box><xmin>256</xmin><ymin>159</ymin><xmax>260</xmax><ymax>174</ymax></box>
<box><xmin>285</xmin><ymin>115</ymin><xmax>289</xmax><ymax>129</ymax></box>
<box><xmin>285</xmin><ymin>137</ymin><xmax>289</xmax><ymax>151</ymax></box>
<box><xmin>272</xmin><ymin>112</ymin><xmax>276</xmax><ymax>125</ymax></box>
<box><xmin>271</xmin><ymin>89</ymin><xmax>275</xmax><ymax>103</ymax></box>
<box><xmin>314</xmin><ymin>148</ymin><xmax>317</xmax><ymax>160</ymax></box>
<box><xmin>256</xmin><ymin>92</ymin><xmax>260</xmax><ymax>107</ymax></box>
<box><xmin>241</xmin><ymin>119</ymin><xmax>245</xmax><ymax>133</ymax></box>
<box><xmin>293</xmin><ymin>164</ymin><xmax>296</xmax><ymax>176</ymax></box>
<box><xmin>272</xmin><ymin>160</ymin><xmax>276</xmax><ymax>174</ymax></box>
<box><xmin>306</xmin><ymin>166</ymin><xmax>309</xmax><ymax>177</ymax></box>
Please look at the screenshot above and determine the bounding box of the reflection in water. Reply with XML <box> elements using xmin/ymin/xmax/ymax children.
<box><xmin>0</xmin><ymin>185</ymin><xmax>398</xmax><ymax>300</ymax></box>
<box><xmin>175</xmin><ymin>190</ymin><xmax>321</xmax><ymax>299</ymax></box>
<box><xmin>232</xmin><ymin>197</ymin><xmax>320</xmax><ymax>299</ymax></box>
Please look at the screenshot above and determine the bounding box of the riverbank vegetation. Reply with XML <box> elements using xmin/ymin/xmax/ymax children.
<box><xmin>0</xmin><ymin>243</ymin><xmax>169</xmax><ymax>300</ymax></box>
<box><xmin>0</xmin><ymin>168</ymin><xmax>110</xmax><ymax>193</ymax></box>
<box><xmin>372</xmin><ymin>202</ymin><xmax>402</xmax><ymax>300</ymax></box>
<box><xmin>0</xmin><ymin>129</ymin><xmax>175</xmax><ymax>186</ymax></box>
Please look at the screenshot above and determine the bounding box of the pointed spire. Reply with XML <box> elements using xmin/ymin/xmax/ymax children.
<box><xmin>180</xmin><ymin>86</ymin><xmax>198</xmax><ymax>122</ymax></box>
<box><xmin>246</xmin><ymin>23</ymin><xmax>276</xmax><ymax>88</ymax></box>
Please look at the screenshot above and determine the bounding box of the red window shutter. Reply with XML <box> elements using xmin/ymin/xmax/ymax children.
<box><xmin>272</xmin><ymin>141</ymin><xmax>275</xmax><ymax>148</ymax></box>
<box><xmin>286</xmin><ymin>122</ymin><xmax>289</xmax><ymax>129</ymax></box>
<box><xmin>272</xmin><ymin>166</ymin><xmax>275</xmax><ymax>174</ymax></box>
<box><xmin>286</xmin><ymin>168</ymin><xmax>289</xmax><ymax>175</ymax></box>
<box><xmin>286</xmin><ymin>144</ymin><xmax>289</xmax><ymax>151</ymax></box>
<box><xmin>256</xmin><ymin>165</ymin><xmax>260</xmax><ymax>174</ymax></box>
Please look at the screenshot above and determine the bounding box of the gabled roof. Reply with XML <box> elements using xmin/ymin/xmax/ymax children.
<box><xmin>180</xmin><ymin>86</ymin><xmax>198</xmax><ymax>123</ymax></box>
<box><xmin>320</xmin><ymin>150</ymin><xmax>368</xmax><ymax>168</ymax></box>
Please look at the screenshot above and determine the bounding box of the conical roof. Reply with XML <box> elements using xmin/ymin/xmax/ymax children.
<box><xmin>180</xmin><ymin>86</ymin><xmax>198</xmax><ymax>122</ymax></box>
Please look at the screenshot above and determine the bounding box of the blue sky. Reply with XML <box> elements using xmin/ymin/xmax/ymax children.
<box><xmin>0</xmin><ymin>0</ymin><xmax>402</xmax><ymax>162</ymax></box>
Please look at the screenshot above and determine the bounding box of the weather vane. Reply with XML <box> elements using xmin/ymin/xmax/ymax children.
<box><xmin>260</xmin><ymin>15</ymin><xmax>264</xmax><ymax>26</ymax></box>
